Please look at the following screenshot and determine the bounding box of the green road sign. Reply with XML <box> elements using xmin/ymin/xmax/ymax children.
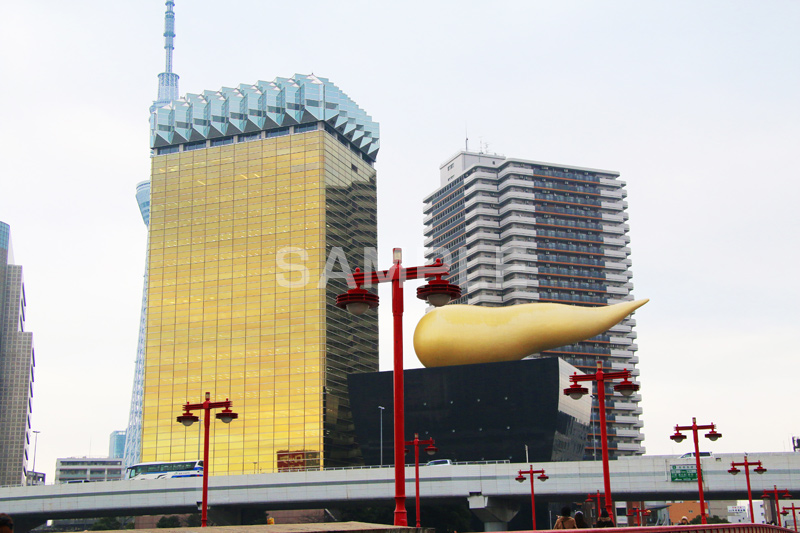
<box><xmin>670</xmin><ymin>464</ymin><xmax>698</xmax><ymax>482</ymax></box>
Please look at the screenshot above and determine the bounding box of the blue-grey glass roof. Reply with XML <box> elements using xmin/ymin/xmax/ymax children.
<box><xmin>150</xmin><ymin>73</ymin><xmax>379</xmax><ymax>162</ymax></box>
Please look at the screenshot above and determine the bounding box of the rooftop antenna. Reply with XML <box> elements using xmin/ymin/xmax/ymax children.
<box><xmin>465</xmin><ymin>127</ymin><xmax>469</xmax><ymax>152</ymax></box>
<box><xmin>151</xmin><ymin>0</ymin><xmax>180</xmax><ymax>112</ymax></box>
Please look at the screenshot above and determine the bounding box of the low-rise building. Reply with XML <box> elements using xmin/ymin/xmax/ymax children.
<box><xmin>54</xmin><ymin>457</ymin><xmax>124</xmax><ymax>483</ymax></box>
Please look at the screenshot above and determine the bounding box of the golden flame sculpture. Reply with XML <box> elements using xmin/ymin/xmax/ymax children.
<box><xmin>413</xmin><ymin>299</ymin><xmax>648</xmax><ymax>367</ymax></box>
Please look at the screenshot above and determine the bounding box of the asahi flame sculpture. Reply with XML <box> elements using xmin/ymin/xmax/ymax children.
<box><xmin>413</xmin><ymin>299</ymin><xmax>648</xmax><ymax>367</ymax></box>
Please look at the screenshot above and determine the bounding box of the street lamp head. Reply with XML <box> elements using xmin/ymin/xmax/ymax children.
<box><xmin>425</xmin><ymin>444</ymin><xmax>438</xmax><ymax>456</ymax></box>
<box><xmin>216</xmin><ymin>407</ymin><xmax>238</xmax><ymax>424</ymax></box>
<box><xmin>417</xmin><ymin>276</ymin><xmax>461</xmax><ymax>307</ymax></box>
<box><xmin>783</xmin><ymin>491</ymin><xmax>792</xmax><ymax>499</ymax></box>
<box><xmin>564</xmin><ymin>383</ymin><xmax>589</xmax><ymax>400</ymax></box>
<box><xmin>336</xmin><ymin>286</ymin><xmax>379</xmax><ymax>315</ymax></box>
<box><xmin>177</xmin><ymin>412</ymin><xmax>199</xmax><ymax>427</ymax></box>
<box><xmin>515</xmin><ymin>474</ymin><xmax>526</xmax><ymax>483</ymax></box>
<box><xmin>728</xmin><ymin>466</ymin><xmax>740</xmax><ymax>475</ymax></box>
<box><xmin>705</xmin><ymin>429</ymin><xmax>722</xmax><ymax>441</ymax></box>
<box><xmin>670</xmin><ymin>431</ymin><xmax>686</xmax><ymax>443</ymax></box>
<box><xmin>754</xmin><ymin>465</ymin><xmax>767</xmax><ymax>475</ymax></box>
<box><xmin>537</xmin><ymin>473</ymin><xmax>549</xmax><ymax>482</ymax></box>
<box><xmin>613</xmin><ymin>379</ymin><xmax>639</xmax><ymax>397</ymax></box>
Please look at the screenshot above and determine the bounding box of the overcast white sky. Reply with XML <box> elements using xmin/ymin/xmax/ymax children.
<box><xmin>1</xmin><ymin>1</ymin><xmax>798</xmax><ymax>484</ymax></box>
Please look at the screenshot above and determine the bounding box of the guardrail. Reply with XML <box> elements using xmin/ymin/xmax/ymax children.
<box><xmin>537</xmin><ymin>526</ymin><xmax>791</xmax><ymax>533</ymax></box>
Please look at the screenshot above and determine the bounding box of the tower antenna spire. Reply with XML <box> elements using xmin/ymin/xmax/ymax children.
<box><xmin>151</xmin><ymin>0</ymin><xmax>180</xmax><ymax>113</ymax></box>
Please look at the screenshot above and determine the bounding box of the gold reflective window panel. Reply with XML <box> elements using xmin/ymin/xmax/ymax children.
<box><xmin>142</xmin><ymin>129</ymin><xmax>378</xmax><ymax>475</ymax></box>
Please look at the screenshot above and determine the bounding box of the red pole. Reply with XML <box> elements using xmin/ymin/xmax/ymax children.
<box><xmin>744</xmin><ymin>460</ymin><xmax>754</xmax><ymax>523</ymax></box>
<box><xmin>774</xmin><ymin>486</ymin><xmax>781</xmax><ymax>525</ymax></box>
<box><xmin>529</xmin><ymin>468</ymin><xmax>537</xmax><ymax>530</ymax></box>
<box><xmin>201</xmin><ymin>393</ymin><xmax>211</xmax><ymax>527</ymax></box>
<box><xmin>596</xmin><ymin>363</ymin><xmax>614</xmax><ymax>519</ymax></box>
<box><xmin>391</xmin><ymin>264</ymin><xmax>408</xmax><ymax>526</ymax></box>
<box><xmin>414</xmin><ymin>435</ymin><xmax>421</xmax><ymax>527</ymax></box>
<box><xmin>690</xmin><ymin>418</ymin><xmax>707</xmax><ymax>525</ymax></box>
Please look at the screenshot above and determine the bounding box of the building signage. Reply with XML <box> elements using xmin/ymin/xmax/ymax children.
<box><xmin>670</xmin><ymin>464</ymin><xmax>698</xmax><ymax>481</ymax></box>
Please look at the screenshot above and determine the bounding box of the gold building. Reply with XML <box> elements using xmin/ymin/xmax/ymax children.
<box><xmin>142</xmin><ymin>75</ymin><xmax>379</xmax><ymax>476</ymax></box>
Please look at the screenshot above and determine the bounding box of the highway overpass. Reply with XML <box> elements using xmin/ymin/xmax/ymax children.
<box><xmin>2</xmin><ymin>452</ymin><xmax>799</xmax><ymax>531</ymax></box>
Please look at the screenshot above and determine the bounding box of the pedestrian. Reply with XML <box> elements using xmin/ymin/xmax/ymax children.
<box><xmin>0</xmin><ymin>514</ymin><xmax>12</xmax><ymax>533</ymax></box>
<box><xmin>679</xmin><ymin>516</ymin><xmax>689</xmax><ymax>525</ymax></box>
<box><xmin>554</xmin><ymin>507</ymin><xmax>577</xmax><ymax>529</ymax></box>
<box><xmin>595</xmin><ymin>509</ymin><xmax>615</xmax><ymax>528</ymax></box>
<box><xmin>574</xmin><ymin>511</ymin><xmax>589</xmax><ymax>528</ymax></box>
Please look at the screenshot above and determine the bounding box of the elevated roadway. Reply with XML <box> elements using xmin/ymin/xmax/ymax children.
<box><xmin>2</xmin><ymin>452</ymin><xmax>799</xmax><ymax>531</ymax></box>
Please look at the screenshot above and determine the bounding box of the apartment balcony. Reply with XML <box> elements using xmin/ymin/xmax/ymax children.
<box><xmin>606</xmin><ymin>286</ymin><xmax>630</xmax><ymax>296</ymax></box>
<box><xmin>609</xmin><ymin>349</ymin><xmax>634</xmax><ymax>358</ymax></box>
<box><xmin>600</xmin><ymin>189</ymin><xmax>624</xmax><ymax>200</ymax></box>
<box><xmin>503</xmin><ymin>277</ymin><xmax>538</xmax><ymax>289</ymax></box>
<box><xmin>500</xmin><ymin>227</ymin><xmax>537</xmax><ymax>240</ymax></box>
<box><xmin>607</xmin><ymin>323</ymin><xmax>633</xmax><ymax>334</ymax></box>
<box><xmin>466</xmin><ymin>267</ymin><xmax>500</xmax><ymax>281</ymax></box>
<box><xmin>600</xmin><ymin>224</ymin><xmax>625</xmax><ymax>236</ymax></box>
<box><xmin>500</xmin><ymin>214</ymin><xmax>538</xmax><ymax>226</ymax></box>
<box><xmin>503</xmin><ymin>250</ymin><xmax>538</xmax><ymax>263</ymax></box>
<box><xmin>502</xmin><ymin>238</ymin><xmax>537</xmax><ymax>249</ymax></box>
<box><xmin>603</xmin><ymin>248</ymin><xmax>629</xmax><ymax>260</ymax></box>
<box><xmin>609</xmin><ymin>332</ymin><xmax>634</xmax><ymax>342</ymax></box>
<box><xmin>616</xmin><ymin>442</ymin><xmax>645</xmax><ymax>454</ymax></box>
<box><xmin>466</xmin><ymin>218</ymin><xmax>499</xmax><ymax>232</ymax></box>
<box><xmin>498</xmin><ymin>189</ymin><xmax>535</xmax><ymax>203</ymax></box>
<box><xmin>468</xmin><ymin>292</ymin><xmax>503</xmax><ymax>305</ymax></box>
<box><xmin>615</xmin><ymin>428</ymin><xmax>643</xmax><ymax>439</ymax></box>
<box><xmin>497</xmin><ymin>178</ymin><xmax>535</xmax><ymax>191</ymax></box>
<box><xmin>601</xmin><ymin>212</ymin><xmax>625</xmax><ymax>223</ymax></box>
<box><xmin>466</xmin><ymin>241</ymin><xmax>501</xmax><ymax>255</ymax></box>
<box><xmin>467</xmin><ymin>207</ymin><xmax>499</xmax><ymax>218</ymax></box>
<box><xmin>613</xmin><ymin>401</ymin><xmax>638</xmax><ymax>412</ymax></box>
<box><xmin>605</xmin><ymin>273</ymin><xmax>629</xmax><ymax>283</ymax></box>
<box><xmin>497</xmin><ymin>166</ymin><xmax>533</xmax><ymax>179</ymax></box>
<box><xmin>465</xmin><ymin>232</ymin><xmax>501</xmax><ymax>247</ymax></box>
<box><xmin>466</xmin><ymin>255</ymin><xmax>498</xmax><ymax>270</ymax></box>
<box><xmin>598</xmin><ymin>177</ymin><xmax>621</xmax><ymax>187</ymax></box>
<box><xmin>498</xmin><ymin>203</ymin><xmax>536</xmax><ymax>216</ymax></box>
<box><xmin>464</xmin><ymin>182</ymin><xmax>497</xmax><ymax>196</ymax></box>
<box><xmin>615</xmin><ymin>415</ymin><xmax>643</xmax><ymax>427</ymax></box>
<box><xmin>502</xmin><ymin>290</ymin><xmax>540</xmax><ymax>304</ymax></box>
<box><xmin>469</xmin><ymin>280</ymin><xmax>501</xmax><ymax>292</ymax></box>
<box><xmin>464</xmin><ymin>194</ymin><xmax>497</xmax><ymax>209</ymax></box>
<box><xmin>602</xmin><ymin>236</ymin><xmax>628</xmax><ymax>247</ymax></box>
<box><xmin>502</xmin><ymin>264</ymin><xmax>535</xmax><ymax>275</ymax></box>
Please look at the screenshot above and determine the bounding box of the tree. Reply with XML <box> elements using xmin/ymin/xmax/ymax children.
<box><xmin>184</xmin><ymin>514</ymin><xmax>202</xmax><ymax>527</ymax></box>
<box><xmin>90</xmin><ymin>517</ymin><xmax>122</xmax><ymax>530</ymax></box>
<box><xmin>156</xmin><ymin>516</ymin><xmax>182</xmax><ymax>528</ymax></box>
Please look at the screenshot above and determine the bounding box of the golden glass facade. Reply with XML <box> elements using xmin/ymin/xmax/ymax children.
<box><xmin>142</xmin><ymin>128</ymin><xmax>378</xmax><ymax>475</ymax></box>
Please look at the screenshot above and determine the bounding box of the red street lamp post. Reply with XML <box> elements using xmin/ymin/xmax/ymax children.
<box><xmin>564</xmin><ymin>360</ymin><xmax>639</xmax><ymax>518</ymax></box>
<box><xmin>761</xmin><ymin>485</ymin><xmax>792</xmax><ymax>525</ymax></box>
<box><xmin>627</xmin><ymin>507</ymin><xmax>651</xmax><ymax>526</ymax></box>
<box><xmin>336</xmin><ymin>249</ymin><xmax>460</xmax><ymax>526</ymax></box>
<box><xmin>176</xmin><ymin>392</ymin><xmax>238</xmax><ymax>527</ymax></box>
<box><xmin>586</xmin><ymin>490</ymin><xmax>605</xmax><ymax>523</ymax></box>
<box><xmin>669</xmin><ymin>417</ymin><xmax>722</xmax><ymax>524</ymax></box>
<box><xmin>782</xmin><ymin>504</ymin><xmax>800</xmax><ymax>532</ymax></box>
<box><xmin>405</xmin><ymin>433</ymin><xmax>438</xmax><ymax>527</ymax></box>
<box><xmin>515</xmin><ymin>466</ymin><xmax>548</xmax><ymax>530</ymax></box>
<box><xmin>728</xmin><ymin>456</ymin><xmax>767</xmax><ymax>523</ymax></box>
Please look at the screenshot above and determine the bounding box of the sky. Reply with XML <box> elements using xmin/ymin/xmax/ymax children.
<box><xmin>1</xmin><ymin>1</ymin><xmax>798</xmax><ymax>484</ymax></box>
